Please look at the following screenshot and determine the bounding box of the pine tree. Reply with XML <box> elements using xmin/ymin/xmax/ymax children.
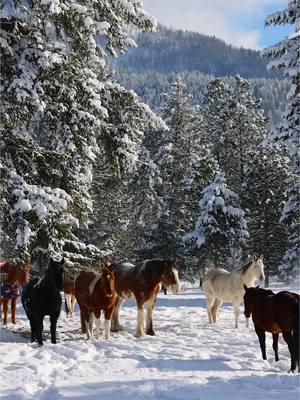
<box><xmin>243</xmin><ymin>145</ymin><xmax>289</xmax><ymax>285</ymax></box>
<box><xmin>262</xmin><ymin>0</ymin><xmax>300</xmax><ymax>279</ymax></box>
<box><xmin>202</xmin><ymin>77</ymin><xmax>268</xmax><ymax>193</ymax></box>
<box><xmin>0</xmin><ymin>1</ymin><xmax>160</xmax><ymax>268</ymax></box>
<box><xmin>187</xmin><ymin>172</ymin><xmax>249</xmax><ymax>270</ymax></box>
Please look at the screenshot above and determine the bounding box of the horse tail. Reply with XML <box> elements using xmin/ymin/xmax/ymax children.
<box><xmin>293</xmin><ymin>299</ymin><xmax>300</xmax><ymax>370</ymax></box>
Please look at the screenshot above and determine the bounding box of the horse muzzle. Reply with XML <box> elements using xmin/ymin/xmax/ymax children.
<box><xmin>171</xmin><ymin>284</ymin><xmax>180</xmax><ymax>295</ymax></box>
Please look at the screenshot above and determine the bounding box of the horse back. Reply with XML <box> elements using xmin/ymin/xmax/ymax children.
<box><xmin>21</xmin><ymin>277</ymin><xmax>62</xmax><ymax>316</ymax></box>
<box><xmin>113</xmin><ymin>263</ymin><xmax>135</xmax><ymax>295</ymax></box>
<box><xmin>203</xmin><ymin>268</ymin><xmax>238</xmax><ymax>301</ymax></box>
<box><xmin>75</xmin><ymin>271</ymin><xmax>114</xmax><ymax>310</ymax></box>
<box><xmin>273</xmin><ymin>291</ymin><xmax>300</xmax><ymax>332</ymax></box>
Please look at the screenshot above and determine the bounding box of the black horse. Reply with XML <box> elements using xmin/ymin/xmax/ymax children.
<box><xmin>21</xmin><ymin>258</ymin><xmax>64</xmax><ymax>345</ymax></box>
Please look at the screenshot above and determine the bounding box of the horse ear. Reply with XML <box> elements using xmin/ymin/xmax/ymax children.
<box><xmin>259</xmin><ymin>255</ymin><xmax>264</xmax><ymax>261</ymax></box>
<box><xmin>244</xmin><ymin>284</ymin><xmax>248</xmax><ymax>291</ymax></box>
<box><xmin>253</xmin><ymin>254</ymin><xmax>258</xmax><ymax>261</ymax></box>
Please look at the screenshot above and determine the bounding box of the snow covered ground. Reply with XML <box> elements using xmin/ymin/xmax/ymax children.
<box><xmin>1</xmin><ymin>281</ymin><xmax>299</xmax><ymax>400</ymax></box>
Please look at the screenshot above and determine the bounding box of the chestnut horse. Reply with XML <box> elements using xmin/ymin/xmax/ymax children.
<box><xmin>111</xmin><ymin>259</ymin><xmax>180</xmax><ymax>337</ymax></box>
<box><xmin>0</xmin><ymin>261</ymin><xmax>29</xmax><ymax>326</ymax></box>
<box><xmin>244</xmin><ymin>285</ymin><xmax>300</xmax><ymax>372</ymax></box>
<box><xmin>74</xmin><ymin>266</ymin><xmax>116</xmax><ymax>340</ymax></box>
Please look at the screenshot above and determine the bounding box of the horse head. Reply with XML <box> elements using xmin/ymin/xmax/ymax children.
<box><xmin>243</xmin><ymin>284</ymin><xmax>258</xmax><ymax>318</ymax></box>
<box><xmin>48</xmin><ymin>258</ymin><xmax>65</xmax><ymax>291</ymax></box>
<box><xmin>162</xmin><ymin>258</ymin><xmax>180</xmax><ymax>294</ymax></box>
<box><xmin>252</xmin><ymin>254</ymin><xmax>265</xmax><ymax>282</ymax></box>
<box><xmin>102</xmin><ymin>265</ymin><xmax>115</xmax><ymax>298</ymax></box>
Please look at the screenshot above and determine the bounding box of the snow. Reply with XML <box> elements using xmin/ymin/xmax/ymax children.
<box><xmin>1</xmin><ymin>281</ymin><xmax>299</xmax><ymax>400</ymax></box>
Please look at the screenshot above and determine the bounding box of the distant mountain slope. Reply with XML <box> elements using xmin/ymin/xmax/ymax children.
<box><xmin>115</xmin><ymin>69</ymin><xmax>288</xmax><ymax>126</ymax></box>
<box><xmin>115</xmin><ymin>25</ymin><xmax>280</xmax><ymax>79</ymax></box>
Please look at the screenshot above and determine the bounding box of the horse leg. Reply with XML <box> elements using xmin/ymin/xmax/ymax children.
<box><xmin>272</xmin><ymin>333</ymin><xmax>279</xmax><ymax>362</ymax></box>
<box><xmin>211</xmin><ymin>298</ymin><xmax>222</xmax><ymax>324</ymax></box>
<box><xmin>94</xmin><ymin>311</ymin><xmax>101</xmax><ymax>340</ymax></box>
<box><xmin>111</xmin><ymin>296</ymin><xmax>125</xmax><ymax>332</ymax></box>
<box><xmin>2</xmin><ymin>298</ymin><xmax>8</xmax><ymax>326</ymax></box>
<box><xmin>254</xmin><ymin>324</ymin><xmax>267</xmax><ymax>360</ymax></box>
<box><xmin>11</xmin><ymin>298</ymin><xmax>17</xmax><ymax>324</ymax></box>
<box><xmin>35</xmin><ymin>316</ymin><xmax>44</xmax><ymax>346</ymax></box>
<box><xmin>50</xmin><ymin>313</ymin><xmax>60</xmax><ymax>344</ymax></box>
<box><xmin>233</xmin><ymin>302</ymin><xmax>240</xmax><ymax>328</ymax></box>
<box><xmin>29</xmin><ymin>316</ymin><xmax>37</xmax><ymax>342</ymax></box>
<box><xmin>145</xmin><ymin>297</ymin><xmax>157</xmax><ymax>336</ymax></box>
<box><xmin>135</xmin><ymin>303</ymin><xmax>145</xmax><ymax>338</ymax></box>
<box><xmin>89</xmin><ymin>312</ymin><xmax>95</xmax><ymax>340</ymax></box>
<box><xmin>71</xmin><ymin>295</ymin><xmax>76</xmax><ymax>316</ymax></box>
<box><xmin>205</xmin><ymin>296</ymin><xmax>215</xmax><ymax>324</ymax></box>
<box><xmin>65</xmin><ymin>294</ymin><xmax>72</xmax><ymax>317</ymax></box>
<box><xmin>282</xmin><ymin>331</ymin><xmax>296</xmax><ymax>372</ymax></box>
<box><xmin>103</xmin><ymin>307</ymin><xmax>114</xmax><ymax>340</ymax></box>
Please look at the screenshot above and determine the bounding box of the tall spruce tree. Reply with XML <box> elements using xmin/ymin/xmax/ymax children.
<box><xmin>186</xmin><ymin>171</ymin><xmax>249</xmax><ymax>271</ymax></box>
<box><xmin>0</xmin><ymin>1</ymin><xmax>162</xmax><ymax>269</ymax></box>
<box><xmin>202</xmin><ymin>77</ymin><xmax>268</xmax><ymax>193</ymax></box>
<box><xmin>262</xmin><ymin>0</ymin><xmax>300</xmax><ymax>279</ymax></box>
<box><xmin>243</xmin><ymin>145</ymin><xmax>289</xmax><ymax>285</ymax></box>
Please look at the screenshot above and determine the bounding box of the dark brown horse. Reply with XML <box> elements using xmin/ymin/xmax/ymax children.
<box><xmin>244</xmin><ymin>285</ymin><xmax>300</xmax><ymax>372</ymax></box>
<box><xmin>111</xmin><ymin>259</ymin><xmax>180</xmax><ymax>337</ymax></box>
<box><xmin>0</xmin><ymin>261</ymin><xmax>30</xmax><ymax>325</ymax></box>
<box><xmin>74</xmin><ymin>266</ymin><xmax>116</xmax><ymax>340</ymax></box>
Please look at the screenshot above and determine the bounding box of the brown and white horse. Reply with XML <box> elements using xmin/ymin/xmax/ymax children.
<box><xmin>74</xmin><ymin>266</ymin><xmax>116</xmax><ymax>340</ymax></box>
<box><xmin>111</xmin><ymin>259</ymin><xmax>180</xmax><ymax>337</ymax></box>
<box><xmin>0</xmin><ymin>260</ymin><xmax>30</xmax><ymax>325</ymax></box>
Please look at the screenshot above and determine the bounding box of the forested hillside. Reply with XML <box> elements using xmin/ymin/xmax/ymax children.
<box><xmin>115</xmin><ymin>69</ymin><xmax>289</xmax><ymax>125</ymax></box>
<box><xmin>114</xmin><ymin>25</ymin><xmax>280</xmax><ymax>78</ymax></box>
<box><xmin>1</xmin><ymin>1</ymin><xmax>298</xmax><ymax>282</ymax></box>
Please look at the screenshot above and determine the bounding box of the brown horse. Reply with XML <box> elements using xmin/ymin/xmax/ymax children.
<box><xmin>0</xmin><ymin>261</ymin><xmax>30</xmax><ymax>326</ymax></box>
<box><xmin>74</xmin><ymin>266</ymin><xmax>116</xmax><ymax>340</ymax></box>
<box><xmin>243</xmin><ymin>285</ymin><xmax>300</xmax><ymax>372</ymax></box>
<box><xmin>111</xmin><ymin>259</ymin><xmax>180</xmax><ymax>337</ymax></box>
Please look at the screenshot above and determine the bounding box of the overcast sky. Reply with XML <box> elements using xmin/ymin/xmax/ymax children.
<box><xmin>142</xmin><ymin>0</ymin><xmax>292</xmax><ymax>49</ymax></box>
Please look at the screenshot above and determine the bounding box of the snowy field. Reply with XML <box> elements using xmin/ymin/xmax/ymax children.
<box><xmin>1</xmin><ymin>281</ymin><xmax>299</xmax><ymax>400</ymax></box>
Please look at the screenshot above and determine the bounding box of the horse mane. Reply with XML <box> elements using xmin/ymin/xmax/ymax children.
<box><xmin>135</xmin><ymin>259</ymin><xmax>165</xmax><ymax>283</ymax></box>
<box><xmin>239</xmin><ymin>260</ymin><xmax>253</xmax><ymax>275</ymax></box>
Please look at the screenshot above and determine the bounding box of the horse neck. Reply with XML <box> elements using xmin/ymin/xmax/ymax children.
<box><xmin>143</xmin><ymin>261</ymin><xmax>165</xmax><ymax>287</ymax></box>
<box><xmin>242</xmin><ymin>264</ymin><xmax>258</xmax><ymax>286</ymax></box>
<box><xmin>43</xmin><ymin>271</ymin><xmax>60</xmax><ymax>291</ymax></box>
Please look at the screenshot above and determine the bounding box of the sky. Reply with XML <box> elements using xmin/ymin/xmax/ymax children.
<box><xmin>142</xmin><ymin>0</ymin><xmax>292</xmax><ymax>50</ymax></box>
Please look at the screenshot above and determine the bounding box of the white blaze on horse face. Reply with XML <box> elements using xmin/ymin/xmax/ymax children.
<box><xmin>171</xmin><ymin>268</ymin><xmax>180</xmax><ymax>294</ymax></box>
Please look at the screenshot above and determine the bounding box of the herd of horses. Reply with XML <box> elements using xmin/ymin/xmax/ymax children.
<box><xmin>0</xmin><ymin>255</ymin><xmax>299</xmax><ymax>372</ymax></box>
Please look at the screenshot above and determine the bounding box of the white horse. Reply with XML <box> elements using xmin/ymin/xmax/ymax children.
<box><xmin>202</xmin><ymin>255</ymin><xmax>265</xmax><ymax>328</ymax></box>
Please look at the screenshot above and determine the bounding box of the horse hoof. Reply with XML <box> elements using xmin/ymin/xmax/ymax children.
<box><xmin>146</xmin><ymin>330</ymin><xmax>155</xmax><ymax>336</ymax></box>
<box><xmin>134</xmin><ymin>331</ymin><xmax>144</xmax><ymax>338</ymax></box>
